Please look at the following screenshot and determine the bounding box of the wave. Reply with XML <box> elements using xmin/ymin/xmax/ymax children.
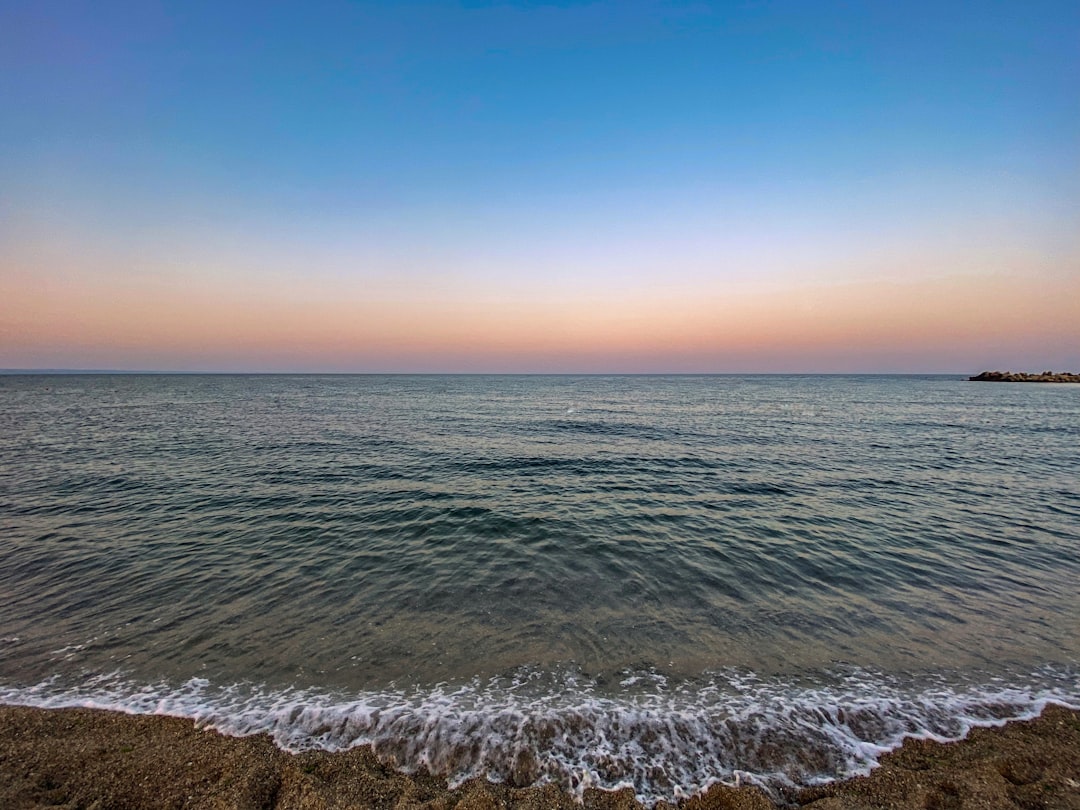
<box><xmin>2</xmin><ymin>665</ymin><xmax>1077</xmax><ymax>805</ymax></box>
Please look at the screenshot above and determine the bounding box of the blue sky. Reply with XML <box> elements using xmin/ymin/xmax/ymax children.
<box><xmin>2</xmin><ymin>1</ymin><xmax>1078</xmax><ymax>371</ymax></box>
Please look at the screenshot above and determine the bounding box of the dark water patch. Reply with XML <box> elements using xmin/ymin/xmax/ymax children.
<box><xmin>542</xmin><ymin>419</ymin><xmax>685</xmax><ymax>442</ymax></box>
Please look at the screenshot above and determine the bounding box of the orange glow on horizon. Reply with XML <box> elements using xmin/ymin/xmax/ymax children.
<box><xmin>3</xmin><ymin>254</ymin><xmax>1078</xmax><ymax>372</ymax></box>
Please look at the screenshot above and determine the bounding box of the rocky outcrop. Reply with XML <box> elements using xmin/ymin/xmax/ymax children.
<box><xmin>969</xmin><ymin>370</ymin><xmax>1080</xmax><ymax>383</ymax></box>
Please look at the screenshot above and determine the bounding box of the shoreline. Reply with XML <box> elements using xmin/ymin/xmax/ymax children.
<box><xmin>2</xmin><ymin>703</ymin><xmax>1078</xmax><ymax>809</ymax></box>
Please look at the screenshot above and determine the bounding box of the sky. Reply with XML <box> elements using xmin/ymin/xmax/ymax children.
<box><xmin>1</xmin><ymin>0</ymin><xmax>1078</xmax><ymax>373</ymax></box>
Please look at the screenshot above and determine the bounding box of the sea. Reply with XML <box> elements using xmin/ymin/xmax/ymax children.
<box><xmin>1</xmin><ymin>374</ymin><xmax>1078</xmax><ymax>803</ymax></box>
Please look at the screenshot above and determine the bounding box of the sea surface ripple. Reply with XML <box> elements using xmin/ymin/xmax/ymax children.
<box><xmin>1</xmin><ymin>374</ymin><xmax>1078</xmax><ymax>802</ymax></box>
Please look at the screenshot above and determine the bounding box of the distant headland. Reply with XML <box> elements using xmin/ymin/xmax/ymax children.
<box><xmin>969</xmin><ymin>370</ymin><xmax>1080</xmax><ymax>383</ymax></box>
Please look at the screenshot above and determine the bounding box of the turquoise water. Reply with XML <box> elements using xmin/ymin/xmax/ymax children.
<box><xmin>1</xmin><ymin>374</ymin><xmax>1077</xmax><ymax>801</ymax></box>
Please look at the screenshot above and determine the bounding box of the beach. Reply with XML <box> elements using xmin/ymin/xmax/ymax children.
<box><xmin>2</xmin><ymin>374</ymin><xmax>1078</xmax><ymax>804</ymax></box>
<box><xmin>2</xmin><ymin>702</ymin><xmax>1079</xmax><ymax>809</ymax></box>
<box><xmin>5</xmin><ymin>0</ymin><xmax>1080</xmax><ymax>801</ymax></box>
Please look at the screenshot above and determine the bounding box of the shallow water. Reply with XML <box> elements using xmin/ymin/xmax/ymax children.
<box><xmin>1</xmin><ymin>374</ymin><xmax>1078</xmax><ymax>801</ymax></box>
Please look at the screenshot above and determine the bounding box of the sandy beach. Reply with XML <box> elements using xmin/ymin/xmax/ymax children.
<box><xmin>1</xmin><ymin>703</ymin><xmax>1078</xmax><ymax>809</ymax></box>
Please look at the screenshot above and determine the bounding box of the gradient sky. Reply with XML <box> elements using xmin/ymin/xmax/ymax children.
<box><xmin>2</xmin><ymin>0</ymin><xmax>1078</xmax><ymax>372</ymax></box>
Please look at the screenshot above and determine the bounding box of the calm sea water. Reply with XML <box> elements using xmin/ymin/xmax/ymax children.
<box><xmin>1</xmin><ymin>374</ymin><xmax>1078</xmax><ymax>801</ymax></box>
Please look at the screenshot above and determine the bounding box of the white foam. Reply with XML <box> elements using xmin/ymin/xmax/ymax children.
<box><xmin>1</xmin><ymin>666</ymin><xmax>1076</xmax><ymax>806</ymax></box>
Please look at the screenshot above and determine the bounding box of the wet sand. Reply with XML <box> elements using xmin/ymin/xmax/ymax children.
<box><xmin>1</xmin><ymin>703</ymin><xmax>1078</xmax><ymax>809</ymax></box>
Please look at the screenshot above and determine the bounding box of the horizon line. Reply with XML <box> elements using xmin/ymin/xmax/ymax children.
<box><xmin>0</xmin><ymin>368</ymin><xmax>988</xmax><ymax>377</ymax></box>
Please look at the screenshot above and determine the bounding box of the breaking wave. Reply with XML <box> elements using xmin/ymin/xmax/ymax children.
<box><xmin>2</xmin><ymin>665</ymin><xmax>1077</xmax><ymax>805</ymax></box>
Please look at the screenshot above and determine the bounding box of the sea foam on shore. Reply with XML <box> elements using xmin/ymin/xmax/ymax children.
<box><xmin>1</xmin><ymin>665</ymin><xmax>1077</xmax><ymax>805</ymax></box>
<box><xmin>2</xmin><ymin>701</ymin><xmax>1080</xmax><ymax>809</ymax></box>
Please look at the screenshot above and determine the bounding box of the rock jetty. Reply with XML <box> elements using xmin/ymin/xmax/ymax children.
<box><xmin>969</xmin><ymin>370</ymin><xmax>1080</xmax><ymax>383</ymax></box>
